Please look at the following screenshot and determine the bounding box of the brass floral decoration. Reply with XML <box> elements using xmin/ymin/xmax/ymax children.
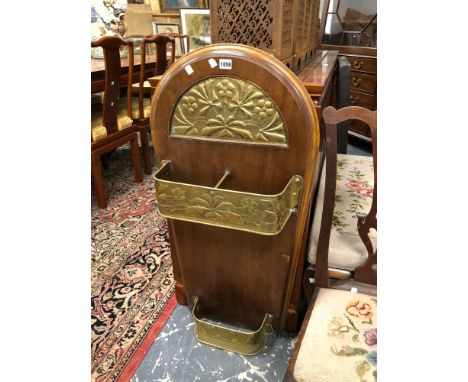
<box><xmin>154</xmin><ymin>161</ymin><xmax>302</xmax><ymax>235</ymax></box>
<box><xmin>170</xmin><ymin>76</ymin><xmax>288</xmax><ymax>145</ymax></box>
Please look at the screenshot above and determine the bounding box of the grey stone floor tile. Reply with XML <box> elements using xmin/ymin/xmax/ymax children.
<box><xmin>131</xmin><ymin>305</ymin><xmax>296</xmax><ymax>382</ymax></box>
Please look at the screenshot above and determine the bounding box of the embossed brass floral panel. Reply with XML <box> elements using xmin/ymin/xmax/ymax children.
<box><xmin>170</xmin><ymin>76</ymin><xmax>288</xmax><ymax>145</ymax></box>
<box><xmin>154</xmin><ymin>161</ymin><xmax>303</xmax><ymax>236</ymax></box>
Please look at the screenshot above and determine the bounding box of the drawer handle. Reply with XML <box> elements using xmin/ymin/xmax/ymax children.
<box><xmin>352</xmin><ymin>60</ymin><xmax>364</xmax><ymax>70</ymax></box>
<box><xmin>349</xmin><ymin>95</ymin><xmax>359</xmax><ymax>105</ymax></box>
<box><xmin>352</xmin><ymin>77</ymin><xmax>362</xmax><ymax>87</ymax></box>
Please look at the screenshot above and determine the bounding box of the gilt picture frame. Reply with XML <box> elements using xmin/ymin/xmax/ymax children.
<box><xmin>180</xmin><ymin>8</ymin><xmax>211</xmax><ymax>53</ymax></box>
<box><xmin>159</xmin><ymin>0</ymin><xmax>208</xmax><ymax>12</ymax></box>
<box><xmin>153</xmin><ymin>22</ymin><xmax>184</xmax><ymax>56</ymax></box>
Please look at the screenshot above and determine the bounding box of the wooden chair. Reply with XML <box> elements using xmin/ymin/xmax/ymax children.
<box><xmin>133</xmin><ymin>34</ymin><xmax>175</xmax><ymax>175</ymax></box>
<box><xmin>303</xmin><ymin>105</ymin><xmax>377</xmax><ymax>300</ymax></box>
<box><xmin>285</xmin><ymin>105</ymin><xmax>377</xmax><ymax>382</ymax></box>
<box><xmin>159</xmin><ymin>32</ymin><xmax>190</xmax><ymax>57</ymax></box>
<box><xmin>91</xmin><ymin>35</ymin><xmax>142</xmax><ymax>208</ymax></box>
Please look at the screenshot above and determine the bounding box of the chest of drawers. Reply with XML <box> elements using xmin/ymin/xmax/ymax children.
<box><xmin>317</xmin><ymin>0</ymin><xmax>377</xmax><ymax>141</ymax></box>
<box><xmin>343</xmin><ymin>54</ymin><xmax>377</xmax><ymax>140</ymax></box>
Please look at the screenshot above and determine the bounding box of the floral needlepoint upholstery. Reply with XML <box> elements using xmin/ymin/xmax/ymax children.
<box><xmin>293</xmin><ymin>288</ymin><xmax>377</xmax><ymax>382</ymax></box>
<box><xmin>308</xmin><ymin>154</ymin><xmax>376</xmax><ymax>271</ymax></box>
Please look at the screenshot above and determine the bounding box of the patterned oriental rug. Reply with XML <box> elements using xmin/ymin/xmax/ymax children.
<box><xmin>91</xmin><ymin>147</ymin><xmax>176</xmax><ymax>382</ymax></box>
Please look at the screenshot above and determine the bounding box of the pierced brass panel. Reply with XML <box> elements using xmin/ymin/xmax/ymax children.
<box><xmin>170</xmin><ymin>76</ymin><xmax>288</xmax><ymax>145</ymax></box>
<box><xmin>192</xmin><ymin>296</ymin><xmax>274</xmax><ymax>355</ymax></box>
<box><xmin>154</xmin><ymin>161</ymin><xmax>303</xmax><ymax>236</ymax></box>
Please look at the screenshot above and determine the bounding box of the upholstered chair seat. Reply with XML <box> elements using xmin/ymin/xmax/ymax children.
<box><xmin>132</xmin><ymin>80</ymin><xmax>151</xmax><ymax>90</ymax></box>
<box><xmin>91</xmin><ymin>98</ymin><xmax>134</xmax><ymax>142</ymax></box>
<box><xmin>91</xmin><ymin>93</ymin><xmax>103</xmax><ymax>105</ymax></box>
<box><xmin>131</xmin><ymin>75</ymin><xmax>164</xmax><ymax>94</ymax></box>
<box><xmin>293</xmin><ymin>288</ymin><xmax>377</xmax><ymax>382</ymax></box>
<box><xmin>143</xmin><ymin>101</ymin><xmax>150</xmax><ymax>119</ymax></box>
<box><xmin>130</xmin><ymin>97</ymin><xmax>151</xmax><ymax>119</ymax></box>
<box><xmin>308</xmin><ymin>154</ymin><xmax>376</xmax><ymax>271</ymax></box>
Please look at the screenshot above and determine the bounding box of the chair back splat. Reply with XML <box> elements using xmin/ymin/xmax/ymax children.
<box><xmin>91</xmin><ymin>35</ymin><xmax>134</xmax><ymax>135</ymax></box>
<box><xmin>315</xmin><ymin>106</ymin><xmax>377</xmax><ymax>288</ymax></box>
<box><xmin>137</xmin><ymin>34</ymin><xmax>175</xmax><ymax>119</ymax></box>
<box><xmin>159</xmin><ymin>32</ymin><xmax>190</xmax><ymax>55</ymax></box>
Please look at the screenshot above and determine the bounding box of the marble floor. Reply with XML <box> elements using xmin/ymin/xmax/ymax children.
<box><xmin>131</xmin><ymin>138</ymin><xmax>372</xmax><ymax>382</ymax></box>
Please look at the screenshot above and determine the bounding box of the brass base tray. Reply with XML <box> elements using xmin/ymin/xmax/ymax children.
<box><xmin>192</xmin><ymin>296</ymin><xmax>274</xmax><ymax>355</ymax></box>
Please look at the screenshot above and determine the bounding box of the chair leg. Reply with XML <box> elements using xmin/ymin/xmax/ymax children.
<box><xmin>139</xmin><ymin>127</ymin><xmax>152</xmax><ymax>175</ymax></box>
<box><xmin>91</xmin><ymin>154</ymin><xmax>107</xmax><ymax>208</ymax></box>
<box><xmin>130</xmin><ymin>134</ymin><xmax>143</xmax><ymax>183</ymax></box>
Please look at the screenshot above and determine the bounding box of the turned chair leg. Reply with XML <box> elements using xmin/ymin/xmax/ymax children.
<box><xmin>91</xmin><ymin>154</ymin><xmax>107</xmax><ymax>208</ymax></box>
<box><xmin>139</xmin><ymin>127</ymin><xmax>152</xmax><ymax>175</ymax></box>
<box><xmin>130</xmin><ymin>134</ymin><xmax>143</xmax><ymax>183</ymax></box>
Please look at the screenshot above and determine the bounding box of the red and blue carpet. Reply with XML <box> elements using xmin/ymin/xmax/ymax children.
<box><xmin>91</xmin><ymin>147</ymin><xmax>175</xmax><ymax>382</ymax></box>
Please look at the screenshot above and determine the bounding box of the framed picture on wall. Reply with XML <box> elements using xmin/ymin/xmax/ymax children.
<box><xmin>153</xmin><ymin>22</ymin><xmax>184</xmax><ymax>56</ymax></box>
<box><xmin>159</xmin><ymin>0</ymin><xmax>208</xmax><ymax>12</ymax></box>
<box><xmin>180</xmin><ymin>9</ymin><xmax>211</xmax><ymax>53</ymax></box>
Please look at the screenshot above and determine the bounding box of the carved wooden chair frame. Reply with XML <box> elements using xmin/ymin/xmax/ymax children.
<box><xmin>91</xmin><ymin>35</ymin><xmax>142</xmax><ymax>208</ymax></box>
<box><xmin>302</xmin><ymin>105</ymin><xmax>377</xmax><ymax>301</ymax></box>
<box><xmin>135</xmin><ymin>34</ymin><xmax>176</xmax><ymax>175</ymax></box>
<box><xmin>284</xmin><ymin>105</ymin><xmax>377</xmax><ymax>381</ymax></box>
<box><xmin>317</xmin><ymin>106</ymin><xmax>376</xmax><ymax>287</ymax></box>
<box><xmin>158</xmin><ymin>32</ymin><xmax>190</xmax><ymax>56</ymax></box>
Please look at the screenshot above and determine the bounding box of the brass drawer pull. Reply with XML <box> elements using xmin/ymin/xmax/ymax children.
<box><xmin>349</xmin><ymin>95</ymin><xmax>360</xmax><ymax>105</ymax></box>
<box><xmin>154</xmin><ymin>160</ymin><xmax>303</xmax><ymax>236</ymax></box>
<box><xmin>192</xmin><ymin>296</ymin><xmax>274</xmax><ymax>355</ymax></box>
<box><xmin>352</xmin><ymin>60</ymin><xmax>364</xmax><ymax>70</ymax></box>
<box><xmin>352</xmin><ymin>77</ymin><xmax>362</xmax><ymax>87</ymax></box>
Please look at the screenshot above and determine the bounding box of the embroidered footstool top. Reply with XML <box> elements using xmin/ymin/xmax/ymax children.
<box><xmin>293</xmin><ymin>288</ymin><xmax>377</xmax><ymax>382</ymax></box>
<box><xmin>308</xmin><ymin>154</ymin><xmax>376</xmax><ymax>271</ymax></box>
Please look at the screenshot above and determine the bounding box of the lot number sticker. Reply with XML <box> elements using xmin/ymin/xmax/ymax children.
<box><xmin>208</xmin><ymin>58</ymin><xmax>218</xmax><ymax>68</ymax></box>
<box><xmin>219</xmin><ymin>59</ymin><xmax>233</xmax><ymax>70</ymax></box>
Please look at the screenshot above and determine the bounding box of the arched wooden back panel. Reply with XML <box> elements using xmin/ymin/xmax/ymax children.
<box><xmin>150</xmin><ymin>44</ymin><xmax>320</xmax><ymax>334</ymax></box>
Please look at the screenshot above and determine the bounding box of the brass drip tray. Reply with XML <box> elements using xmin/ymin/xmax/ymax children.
<box><xmin>192</xmin><ymin>296</ymin><xmax>274</xmax><ymax>355</ymax></box>
<box><xmin>154</xmin><ymin>160</ymin><xmax>303</xmax><ymax>236</ymax></box>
